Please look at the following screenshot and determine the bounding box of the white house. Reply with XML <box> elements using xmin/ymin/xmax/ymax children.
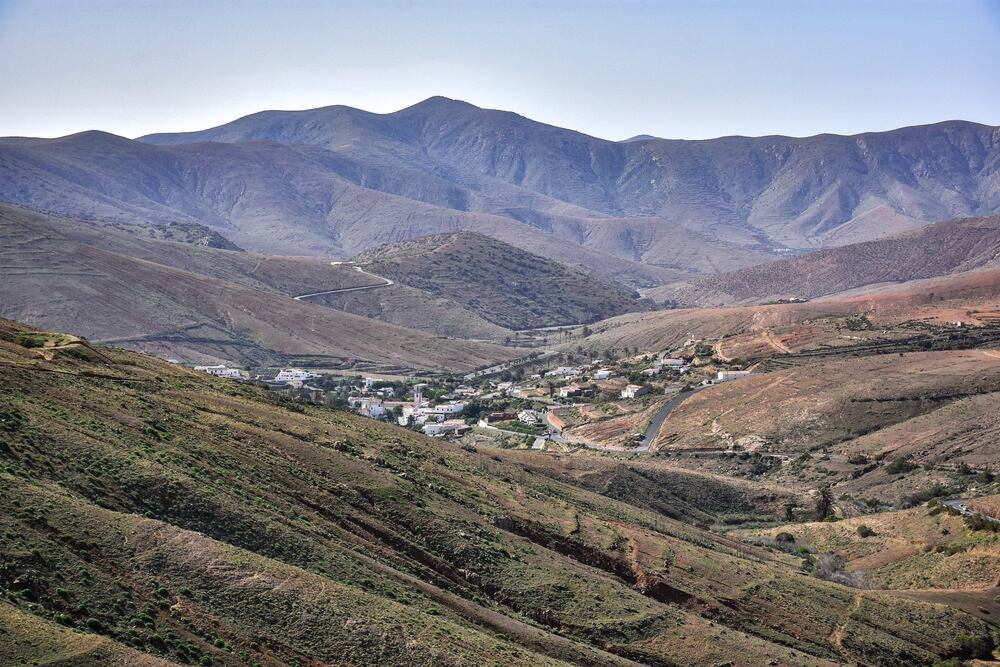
<box><xmin>423</xmin><ymin>401</ymin><xmax>465</xmax><ymax>416</ymax></box>
<box><xmin>559</xmin><ymin>384</ymin><xmax>582</xmax><ymax>398</ymax></box>
<box><xmin>716</xmin><ymin>370</ymin><xmax>752</xmax><ymax>382</ymax></box>
<box><xmin>593</xmin><ymin>369</ymin><xmax>614</xmax><ymax>380</ymax></box>
<box><xmin>194</xmin><ymin>364</ymin><xmax>245</xmax><ymax>380</ymax></box>
<box><xmin>422</xmin><ymin>419</ymin><xmax>470</xmax><ymax>437</ymax></box>
<box><xmin>274</xmin><ymin>368</ymin><xmax>318</xmax><ymax>383</ymax></box>
<box><xmin>517</xmin><ymin>409</ymin><xmax>540</xmax><ymax>425</ymax></box>
<box><xmin>545</xmin><ymin>366</ymin><xmax>579</xmax><ymax>378</ymax></box>
<box><xmin>621</xmin><ymin>384</ymin><xmax>649</xmax><ymax>399</ymax></box>
<box><xmin>360</xmin><ymin>401</ymin><xmax>387</xmax><ymax>419</ymax></box>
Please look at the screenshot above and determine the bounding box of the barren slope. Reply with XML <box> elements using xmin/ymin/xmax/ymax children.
<box><xmin>667</xmin><ymin>214</ymin><xmax>1000</xmax><ymax>306</ymax></box>
<box><xmin>0</xmin><ymin>205</ymin><xmax>517</xmax><ymax>370</ymax></box>
<box><xmin>355</xmin><ymin>232</ymin><xmax>644</xmax><ymax>329</ymax></box>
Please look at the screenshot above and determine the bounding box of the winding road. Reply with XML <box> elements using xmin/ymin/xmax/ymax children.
<box><xmin>293</xmin><ymin>263</ymin><xmax>394</xmax><ymax>301</ymax></box>
<box><xmin>637</xmin><ymin>386</ymin><xmax>705</xmax><ymax>451</ymax></box>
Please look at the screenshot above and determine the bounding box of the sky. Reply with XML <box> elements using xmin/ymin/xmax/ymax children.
<box><xmin>1</xmin><ymin>0</ymin><xmax>999</xmax><ymax>141</ymax></box>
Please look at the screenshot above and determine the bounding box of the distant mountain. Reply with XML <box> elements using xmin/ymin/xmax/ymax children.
<box><xmin>140</xmin><ymin>97</ymin><xmax>1000</xmax><ymax>249</ymax></box>
<box><xmin>667</xmin><ymin>214</ymin><xmax>1000</xmax><ymax>305</ymax></box>
<box><xmin>2</xmin><ymin>98</ymin><xmax>997</xmax><ymax>283</ymax></box>
<box><xmin>353</xmin><ymin>231</ymin><xmax>644</xmax><ymax>330</ymax></box>
<box><xmin>0</xmin><ymin>204</ymin><xmax>517</xmax><ymax>371</ymax></box>
<box><xmin>0</xmin><ymin>129</ymin><xmax>679</xmax><ymax>286</ymax></box>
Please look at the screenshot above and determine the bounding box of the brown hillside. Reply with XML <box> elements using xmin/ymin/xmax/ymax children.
<box><xmin>0</xmin><ymin>205</ymin><xmax>518</xmax><ymax>371</ymax></box>
<box><xmin>668</xmin><ymin>214</ymin><xmax>1000</xmax><ymax>306</ymax></box>
<box><xmin>355</xmin><ymin>232</ymin><xmax>644</xmax><ymax>329</ymax></box>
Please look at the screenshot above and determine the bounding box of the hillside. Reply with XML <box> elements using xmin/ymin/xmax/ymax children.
<box><xmin>0</xmin><ymin>204</ymin><xmax>517</xmax><ymax>371</ymax></box>
<box><xmin>576</xmin><ymin>263</ymin><xmax>1000</xmax><ymax>358</ymax></box>
<box><xmin>1</xmin><ymin>319</ymin><xmax>997</xmax><ymax>666</ymax></box>
<box><xmin>354</xmin><ymin>232</ymin><xmax>643</xmax><ymax>329</ymax></box>
<box><xmin>1</xmin><ymin>99</ymin><xmax>998</xmax><ymax>280</ymax></box>
<box><xmin>653</xmin><ymin>349</ymin><xmax>1000</xmax><ymax>464</ymax></box>
<box><xmin>743</xmin><ymin>499</ymin><xmax>1000</xmax><ymax>591</ymax></box>
<box><xmin>665</xmin><ymin>214</ymin><xmax>1000</xmax><ymax>305</ymax></box>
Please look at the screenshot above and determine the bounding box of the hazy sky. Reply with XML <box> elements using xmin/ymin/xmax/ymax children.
<box><xmin>1</xmin><ymin>0</ymin><xmax>999</xmax><ymax>140</ymax></box>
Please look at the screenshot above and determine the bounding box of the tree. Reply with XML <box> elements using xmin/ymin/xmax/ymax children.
<box><xmin>815</xmin><ymin>486</ymin><xmax>834</xmax><ymax>520</ymax></box>
<box><xmin>856</xmin><ymin>525</ymin><xmax>876</xmax><ymax>538</ymax></box>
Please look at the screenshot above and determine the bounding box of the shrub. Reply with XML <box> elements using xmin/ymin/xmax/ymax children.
<box><xmin>775</xmin><ymin>532</ymin><xmax>795</xmax><ymax>544</ymax></box>
<box><xmin>856</xmin><ymin>525</ymin><xmax>876</xmax><ymax>538</ymax></box>
<box><xmin>965</xmin><ymin>514</ymin><xmax>1000</xmax><ymax>533</ymax></box>
<box><xmin>952</xmin><ymin>633</ymin><xmax>995</xmax><ymax>660</ymax></box>
<box><xmin>885</xmin><ymin>458</ymin><xmax>918</xmax><ymax>475</ymax></box>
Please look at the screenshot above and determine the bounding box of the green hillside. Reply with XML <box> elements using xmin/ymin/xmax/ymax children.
<box><xmin>0</xmin><ymin>319</ymin><xmax>996</xmax><ymax>666</ymax></box>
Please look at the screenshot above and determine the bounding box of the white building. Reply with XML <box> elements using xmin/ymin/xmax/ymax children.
<box><xmin>274</xmin><ymin>368</ymin><xmax>318</xmax><ymax>383</ymax></box>
<box><xmin>545</xmin><ymin>366</ymin><xmax>580</xmax><ymax>378</ymax></box>
<box><xmin>621</xmin><ymin>384</ymin><xmax>649</xmax><ymax>399</ymax></box>
<box><xmin>194</xmin><ymin>364</ymin><xmax>245</xmax><ymax>380</ymax></box>
<box><xmin>412</xmin><ymin>383</ymin><xmax>428</xmax><ymax>408</ymax></box>
<box><xmin>517</xmin><ymin>409</ymin><xmax>540</xmax><ymax>425</ymax></box>
<box><xmin>360</xmin><ymin>401</ymin><xmax>387</xmax><ymax>419</ymax></box>
<box><xmin>422</xmin><ymin>419</ymin><xmax>470</xmax><ymax>437</ymax></box>
<box><xmin>716</xmin><ymin>370</ymin><xmax>752</xmax><ymax>382</ymax></box>
<box><xmin>422</xmin><ymin>401</ymin><xmax>465</xmax><ymax>416</ymax></box>
<box><xmin>593</xmin><ymin>369</ymin><xmax>614</xmax><ymax>380</ymax></box>
<box><xmin>559</xmin><ymin>384</ymin><xmax>582</xmax><ymax>398</ymax></box>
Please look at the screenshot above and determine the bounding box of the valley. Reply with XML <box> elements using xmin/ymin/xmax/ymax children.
<box><xmin>3</xmin><ymin>96</ymin><xmax>1000</xmax><ymax>666</ymax></box>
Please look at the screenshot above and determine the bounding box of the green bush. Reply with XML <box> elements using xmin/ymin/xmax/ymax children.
<box><xmin>856</xmin><ymin>525</ymin><xmax>876</xmax><ymax>538</ymax></box>
<box><xmin>885</xmin><ymin>458</ymin><xmax>918</xmax><ymax>475</ymax></box>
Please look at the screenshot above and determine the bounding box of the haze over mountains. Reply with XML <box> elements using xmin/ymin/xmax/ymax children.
<box><xmin>2</xmin><ymin>97</ymin><xmax>998</xmax><ymax>282</ymax></box>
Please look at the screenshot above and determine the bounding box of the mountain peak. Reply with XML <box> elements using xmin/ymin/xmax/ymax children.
<box><xmin>396</xmin><ymin>96</ymin><xmax>480</xmax><ymax>115</ymax></box>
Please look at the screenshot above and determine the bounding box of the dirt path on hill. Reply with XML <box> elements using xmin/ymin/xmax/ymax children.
<box><xmin>764</xmin><ymin>329</ymin><xmax>792</xmax><ymax>354</ymax></box>
<box><xmin>293</xmin><ymin>263</ymin><xmax>393</xmax><ymax>301</ymax></box>
<box><xmin>829</xmin><ymin>592</ymin><xmax>862</xmax><ymax>649</ymax></box>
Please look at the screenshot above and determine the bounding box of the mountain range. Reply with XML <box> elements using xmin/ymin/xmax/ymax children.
<box><xmin>2</xmin><ymin>97</ymin><xmax>999</xmax><ymax>281</ymax></box>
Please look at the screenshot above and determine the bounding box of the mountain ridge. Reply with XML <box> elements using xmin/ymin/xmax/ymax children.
<box><xmin>2</xmin><ymin>98</ymin><xmax>998</xmax><ymax>279</ymax></box>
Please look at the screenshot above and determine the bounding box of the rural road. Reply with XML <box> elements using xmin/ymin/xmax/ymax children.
<box><xmin>637</xmin><ymin>386</ymin><xmax>706</xmax><ymax>451</ymax></box>
<box><xmin>294</xmin><ymin>263</ymin><xmax>393</xmax><ymax>301</ymax></box>
<box><xmin>539</xmin><ymin>387</ymin><xmax>705</xmax><ymax>454</ymax></box>
<box><xmin>942</xmin><ymin>499</ymin><xmax>1000</xmax><ymax>523</ymax></box>
<box><xmin>547</xmin><ymin>375</ymin><xmax>757</xmax><ymax>454</ymax></box>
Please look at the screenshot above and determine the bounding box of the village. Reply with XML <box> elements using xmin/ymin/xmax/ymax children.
<box><xmin>187</xmin><ymin>336</ymin><xmax>754</xmax><ymax>452</ymax></box>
